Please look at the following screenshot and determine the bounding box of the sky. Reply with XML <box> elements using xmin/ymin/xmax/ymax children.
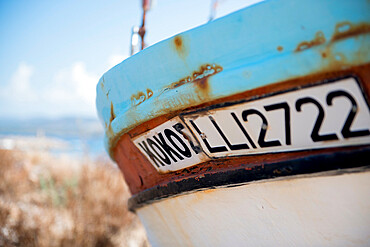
<box><xmin>0</xmin><ymin>0</ymin><xmax>262</xmax><ymax>119</ymax></box>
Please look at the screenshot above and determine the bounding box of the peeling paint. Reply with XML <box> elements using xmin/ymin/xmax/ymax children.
<box><xmin>331</xmin><ymin>21</ymin><xmax>370</xmax><ymax>42</ymax></box>
<box><xmin>131</xmin><ymin>88</ymin><xmax>154</xmax><ymax>106</ymax></box>
<box><xmin>146</xmin><ymin>88</ymin><xmax>153</xmax><ymax>98</ymax></box>
<box><xmin>295</xmin><ymin>31</ymin><xmax>326</xmax><ymax>52</ymax></box>
<box><xmin>295</xmin><ymin>21</ymin><xmax>370</xmax><ymax>53</ymax></box>
<box><xmin>167</xmin><ymin>64</ymin><xmax>223</xmax><ymax>95</ymax></box>
<box><xmin>98</xmin><ymin>0</ymin><xmax>370</xmax><ymax>170</ymax></box>
<box><xmin>114</xmin><ymin>63</ymin><xmax>370</xmax><ymax>195</ymax></box>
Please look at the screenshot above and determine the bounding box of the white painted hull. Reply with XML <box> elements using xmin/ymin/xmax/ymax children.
<box><xmin>137</xmin><ymin>169</ymin><xmax>370</xmax><ymax>247</ymax></box>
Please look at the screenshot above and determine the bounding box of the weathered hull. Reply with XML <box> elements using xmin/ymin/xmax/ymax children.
<box><xmin>137</xmin><ymin>169</ymin><xmax>370</xmax><ymax>247</ymax></box>
<box><xmin>96</xmin><ymin>0</ymin><xmax>370</xmax><ymax>246</ymax></box>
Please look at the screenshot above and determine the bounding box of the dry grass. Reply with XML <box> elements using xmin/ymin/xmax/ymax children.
<box><xmin>0</xmin><ymin>149</ymin><xmax>150</xmax><ymax>247</ymax></box>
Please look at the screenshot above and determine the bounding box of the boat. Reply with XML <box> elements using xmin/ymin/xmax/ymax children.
<box><xmin>96</xmin><ymin>0</ymin><xmax>370</xmax><ymax>246</ymax></box>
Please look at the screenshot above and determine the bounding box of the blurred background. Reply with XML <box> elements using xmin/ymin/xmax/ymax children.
<box><xmin>0</xmin><ymin>0</ymin><xmax>261</xmax><ymax>246</ymax></box>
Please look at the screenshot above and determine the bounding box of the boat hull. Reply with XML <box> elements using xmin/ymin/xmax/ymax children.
<box><xmin>95</xmin><ymin>0</ymin><xmax>370</xmax><ymax>246</ymax></box>
<box><xmin>137</xmin><ymin>168</ymin><xmax>370</xmax><ymax>247</ymax></box>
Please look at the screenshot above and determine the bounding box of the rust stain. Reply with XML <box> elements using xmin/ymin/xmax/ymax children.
<box><xmin>110</xmin><ymin>102</ymin><xmax>116</xmax><ymax>123</ymax></box>
<box><xmin>107</xmin><ymin>124</ymin><xmax>114</xmax><ymax>138</ymax></box>
<box><xmin>112</xmin><ymin>63</ymin><xmax>370</xmax><ymax>195</ymax></box>
<box><xmin>197</xmin><ymin>77</ymin><xmax>208</xmax><ymax>91</ymax></box>
<box><xmin>295</xmin><ymin>21</ymin><xmax>370</xmax><ymax>52</ymax></box>
<box><xmin>146</xmin><ymin>88</ymin><xmax>153</xmax><ymax>98</ymax></box>
<box><xmin>319</xmin><ymin>40</ymin><xmax>350</xmax><ymax>72</ymax></box>
<box><xmin>106</xmin><ymin>21</ymin><xmax>370</xmax><ymax>165</ymax></box>
<box><xmin>295</xmin><ymin>31</ymin><xmax>326</xmax><ymax>52</ymax></box>
<box><xmin>174</xmin><ymin>36</ymin><xmax>183</xmax><ymax>52</ymax></box>
<box><xmin>106</xmin><ymin>89</ymin><xmax>111</xmax><ymax>99</ymax></box>
<box><xmin>130</xmin><ymin>89</ymin><xmax>154</xmax><ymax>107</ymax></box>
<box><xmin>277</xmin><ymin>46</ymin><xmax>283</xmax><ymax>52</ymax></box>
<box><xmin>167</xmin><ymin>64</ymin><xmax>223</xmax><ymax>95</ymax></box>
<box><xmin>100</xmin><ymin>76</ymin><xmax>105</xmax><ymax>90</ymax></box>
<box><xmin>172</xmin><ymin>35</ymin><xmax>189</xmax><ymax>59</ymax></box>
<box><xmin>101</xmin><ymin>77</ymin><xmax>110</xmax><ymax>99</ymax></box>
<box><xmin>108</xmin><ymin>21</ymin><xmax>370</xmax><ymax>193</ymax></box>
<box><xmin>331</xmin><ymin>21</ymin><xmax>370</xmax><ymax>42</ymax></box>
<box><xmin>106</xmin><ymin>102</ymin><xmax>116</xmax><ymax>139</ymax></box>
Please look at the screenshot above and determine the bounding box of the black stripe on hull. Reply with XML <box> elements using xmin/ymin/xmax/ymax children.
<box><xmin>129</xmin><ymin>147</ymin><xmax>370</xmax><ymax>211</ymax></box>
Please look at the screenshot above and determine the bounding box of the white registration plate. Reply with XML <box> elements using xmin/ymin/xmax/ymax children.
<box><xmin>133</xmin><ymin>77</ymin><xmax>370</xmax><ymax>172</ymax></box>
<box><xmin>184</xmin><ymin>77</ymin><xmax>370</xmax><ymax>157</ymax></box>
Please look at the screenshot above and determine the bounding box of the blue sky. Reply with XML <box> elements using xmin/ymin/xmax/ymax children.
<box><xmin>0</xmin><ymin>0</ymin><xmax>261</xmax><ymax>119</ymax></box>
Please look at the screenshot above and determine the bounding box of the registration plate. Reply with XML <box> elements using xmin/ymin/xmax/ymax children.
<box><xmin>133</xmin><ymin>77</ymin><xmax>370</xmax><ymax>172</ymax></box>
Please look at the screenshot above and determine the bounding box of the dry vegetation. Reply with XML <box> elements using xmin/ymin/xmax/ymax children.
<box><xmin>0</xmin><ymin>149</ymin><xmax>150</xmax><ymax>247</ymax></box>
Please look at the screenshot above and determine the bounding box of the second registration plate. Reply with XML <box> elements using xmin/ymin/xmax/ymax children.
<box><xmin>183</xmin><ymin>77</ymin><xmax>370</xmax><ymax>158</ymax></box>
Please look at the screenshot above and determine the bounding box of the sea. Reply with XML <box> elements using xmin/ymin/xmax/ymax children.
<box><xmin>0</xmin><ymin>117</ymin><xmax>107</xmax><ymax>158</ymax></box>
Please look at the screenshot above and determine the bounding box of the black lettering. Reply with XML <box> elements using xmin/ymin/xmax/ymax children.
<box><xmin>231</xmin><ymin>112</ymin><xmax>257</xmax><ymax>148</ymax></box>
<box><xmin>296</xmin><ymin>97</ymin><xmax>338</xmax><ymax>142</ymax></box>
<box><xmin>164</xmin><ymin>129</ymin><xmax>192</xmax><ymax>158</ymax></box>
<box><xmin>264</xmin><ymin>102</ymin><xmax>291</xmax><ymax>145</ymax></box>
<box><xmin>327</xmin><ymin>90</ymin><xmax>370</xmax><ymax>138</ymax></box>
<box><xmin>153</xmin><ymin>132</ymin><xmax>184</xmax><ymax>162</ymax></box>
<box><xmin>147</xmin><ymin>138</ymin><xmax>171</xmax><ymax>165</ymax></box>
<box><xmin>138</xmin><ymin>141</ymin><xmax>165</xmax><ymax>167</ymax></box>
<box><xmin>242</xmin><ymin>109</ymin><xmax>282</xmax><ymax>148</ymax></box>
<box><xmin>189</xmin><ymin>119</ymin><xmax>228</xmax><ymax>153</ymax></box>
<box><xmin>209</xmin><ymin>116</ymin><xmax>249</xmax><ymax>150</ymax></box>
